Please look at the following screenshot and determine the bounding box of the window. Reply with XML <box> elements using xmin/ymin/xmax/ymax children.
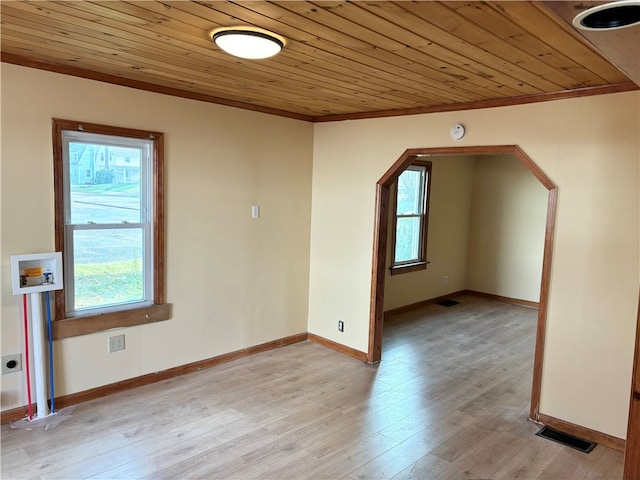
<box><xmin>390</xmin><ymin>161</ymin><xmax>432</xmax><ymax>275</ymax></box>
<box><xmin>53</xmin><ymin>119</ymin><xmax>169</xmax><ymax>338</ymax></box>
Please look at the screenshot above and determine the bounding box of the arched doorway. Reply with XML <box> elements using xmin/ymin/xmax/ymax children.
<box><xmin>368</xmin><ymin>145</ymin><xmax>556</xmax><ymax>420</ymax></box>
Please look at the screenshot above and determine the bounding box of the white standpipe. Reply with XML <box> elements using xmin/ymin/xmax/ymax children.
<box><xmin>29</xmin><ymin>293</ymin><xmax>50</xmax><ymax>418</ymax></box>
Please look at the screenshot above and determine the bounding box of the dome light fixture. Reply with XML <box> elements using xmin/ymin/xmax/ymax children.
<box><xmin>572</xmin><ymin>0</ymin><xmax>640</xmax><ymax>31</ymax></box>
<box><xmin>211</xmin><ymin>26</ymin><xmax>285</xmax><ymax>59</ymax></box>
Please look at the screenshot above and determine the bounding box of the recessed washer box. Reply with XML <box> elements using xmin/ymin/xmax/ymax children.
<box><xmin>10</xmin><ymin>252</ymin><xmax>64</xmax><ymax>295</ymax></box>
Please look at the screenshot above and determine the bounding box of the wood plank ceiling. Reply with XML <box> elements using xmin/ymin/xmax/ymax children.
<box><xmin>1</xmin><ymin>1</ymin><xmax>636</xmax><ymax>122</ymax></box>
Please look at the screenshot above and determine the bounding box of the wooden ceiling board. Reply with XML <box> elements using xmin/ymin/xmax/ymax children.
<box><xmin>178</xmin><ymin>1</ymin><xmax>484</xmax><ymax>105</ymax></box>
<box><xmin>126</xmin><ymin>1</ymin><xmax>405</xmax><ymax>105</ymax></box>
<box><xmin>271</xmin><ymin>0</ymin><xmax>536</xmax><ymax>98</ymax></box>
<box><xmin>492</xmin><ymin>2</ymin><xmax>631</xmax><ymax>83</ymax></box>
<box><xmin>542</xmin><ymin>1</ymin><xmax>640</xmax><ymax>86</ymax></box>
<box><xmin>214</xmin><ymin>1</ymin><xmax>497</xmax><ymax>102</ymax></box>
<box><xmin>1</xmin><ymin>25</ymin><xmax>347</xmax><ymax>115</ymax></box>
<box><xmin>366</xmin><ymin>2</ymin><xmax>570</xmax><ymax>88</ymax></box>
<box><xmin>311</xmin><ymin>1</ymin><xmax>559</xmax><ymax>92</ymax></box>
<box><xmin>2</xmin><ymin>2</ymin><xmax>382</xmax><ymax>114</ymax></box>
<box><xmin>439</xmin><ymin>1</ymin><xmax>609</xmax><ymax>85</ymax></box>
<box><xmin>88</xmin><ymin>0</ymin><xmax>482</xmax><ymax>106</ymax></box>
<box><xmin>4</xmin><ymin>4</ymin><xmax>412</xmax><ymax>114</ymax></box>
<box><xmin>1</xmin><ymin>0</ymin><xmax>636</xmax><ymax>121</ymax></box>
<box><xmin>116</xmin><ymin>2</ymin><xmax>460</xmax><ymax>108</ymax></box>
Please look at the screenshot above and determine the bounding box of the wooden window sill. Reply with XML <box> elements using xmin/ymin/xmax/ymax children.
<box><xmin>52</xmin><ymin>303</ymin><xmax>172</xmax><ymax>340</ymax></box>
<box><xmin>390</xmin><ymin>262</ymin><xmax>429</xmax><ymax>275</ymax></box>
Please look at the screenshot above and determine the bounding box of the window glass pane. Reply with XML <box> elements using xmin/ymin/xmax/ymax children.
<box><xmin>68</xmin><ymin>142</ymin><xmax>142</xmax><ymax>224</ymax></box>
<box><xmin>73</xmin><ymin>228</ymin><xmax>144</xmax><ymax>310</ymax></box>
<box><xmin>396</xmin><ymin>168</ymin><xmax>424</xmax><ymax>215</ymax></box>
<box><xmin>395</xmin><ymin>217</ymin><xmax>421</xmax><ymax>262</ymax></box>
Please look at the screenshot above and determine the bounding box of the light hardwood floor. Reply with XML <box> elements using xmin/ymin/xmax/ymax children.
<box><xmin>1</xmin><ymin>296</ymin><xmax>624</xmax><ymax>479</ymax></box>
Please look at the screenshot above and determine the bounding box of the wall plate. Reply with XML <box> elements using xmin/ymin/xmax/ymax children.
<box><xmin>2</xmin><ymin>354</ymin><xmax>22</xmax><ymax>375</ymax></box>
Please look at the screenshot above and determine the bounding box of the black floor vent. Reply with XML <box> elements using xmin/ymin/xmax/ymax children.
<box><xmin>535</xmin><ymin>426</ymin><xmax>597</xmax><ymax>453</ymax></box>
<box><xmin>437</xmin><ymin>299</ymin><xmax>460</xmax><ymax>307</ymax></box>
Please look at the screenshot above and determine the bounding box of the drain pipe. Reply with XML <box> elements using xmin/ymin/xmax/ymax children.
<box><xmin>45</xmin><ymin>291</ymin><xmax>55</xmax><ymax>414</ymax></box>
<box><xmin>30</xmin><ymin>293</ymin><xmax>49</xmax><ymax>418</ymax></box>
<box><xmin>22</xmin><ymin>295</ymin><xmax>33</xmax><ymax>421</ymax></box>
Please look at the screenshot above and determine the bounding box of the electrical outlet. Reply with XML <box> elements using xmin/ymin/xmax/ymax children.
<box><xmin>2</xmin><ymin>354</ymin><xmax>22</xmax><ymax>375</ymax></box>
<box><xmin>338</xmin><ymin>320</ymin><xmax>344</xmax><ymax>332</ymax></box>
<box><xmin>108</xmin><ymin>334</ymin><xmax>125</xmax><ymax>353</ymax></box>
<box><xmin>444</xmin><ymin>275</ymin><xmax>449</xmax><ymax>285</ymax></box>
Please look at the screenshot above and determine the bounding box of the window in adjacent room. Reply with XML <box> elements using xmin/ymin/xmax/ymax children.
<box><xmin>390</xmin><ymin>161</ymin><xmax>432</xmax><ymax>275</ymax></box>
<box><xmin>53</xmin><ymin>119</ymin><xmax>168</xmax><ymax>337</ymax></box>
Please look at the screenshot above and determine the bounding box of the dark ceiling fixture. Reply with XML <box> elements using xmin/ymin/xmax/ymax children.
<box><xmin>573</xmin><ymin>0</ymin><xmax>640</xmax><ymax>30</ymax></box>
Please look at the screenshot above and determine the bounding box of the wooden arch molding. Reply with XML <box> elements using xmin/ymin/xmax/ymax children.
<box><xmin>367</xmin><ymin>145</ymin><xmax>557</xmax><ymax>421</ymax></box>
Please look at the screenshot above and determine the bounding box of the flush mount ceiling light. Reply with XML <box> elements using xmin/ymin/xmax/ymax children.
<box><xmin>211</xmin><ymin>27</ymin><xmax>285</xmax><ymax>59</ymax></box>
<box><xmin>572</xmin><ymin>0</ymin><xmax>640</xmax><ymax>31</ymax></box>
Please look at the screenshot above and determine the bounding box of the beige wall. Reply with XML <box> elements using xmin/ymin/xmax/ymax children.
<box><xmin>384</xmin><ymin>155</ymin><xmax>475</xmax><ymax>311</ymax></box>
<box><xmin>309</xmin><ymin>92</ymin><xmax>639</xmax><ymax>438</ymax></box>
<box><xmin>467</xmin><ymin>154</ymin><xmax>548</xmax><ymax>302</ymax></box>
<box><xmin>0</xmin><ymin>64</ymin><xmax>313</xmax><ymax>410</ymax></box>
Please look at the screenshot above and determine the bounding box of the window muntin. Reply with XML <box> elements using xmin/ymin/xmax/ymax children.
<box><xmin>61</xmin><ymin>130</ymin><xmax>153</xmax><ymax>316</ymax></box>
<box><xmin>391</xmin><ymin>161</ymin><xmax>432</xmax><ymax>274</ymax></box>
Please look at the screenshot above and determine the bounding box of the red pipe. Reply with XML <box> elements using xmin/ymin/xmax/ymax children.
<box><xmin>22</xmin><ymin>295</ymin><xmax>33</xmax><ymax>421</ymax></box>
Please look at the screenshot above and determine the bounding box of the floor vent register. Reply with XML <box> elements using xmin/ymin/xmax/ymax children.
<box><xmin>535</xmin><ymin>426</ymin><xmax>597</xmax><ymax>453</ymax></box>
<box><xmin>437</xmin><ymin>299</ymin><xmax>460</xmax><ymax>307</ymax></box>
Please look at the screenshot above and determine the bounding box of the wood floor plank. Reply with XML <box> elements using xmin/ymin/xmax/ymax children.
<box><xmin>458</xmin><ymin>430</ymin><xmax>531</xmax><ymax>479</ymax></box>
<box><xmin>537</xmin><ymin>444</ymin><xmax>608</xmax><ymax>480</ymax></box>
<box><xmin>346</xmin><ymin>410</ymin><xmax>481</xmax><ymax>479</ymax></box>
<box><xmin>492</xmin><ymin>433</ymin><xmax>568</xmax><ymax>479</ymax></box>
<box><xmin>1</xmin><ymin>296</ymin><xmax>624</xmax><ymax>479</ymax></box>
<box><xmin>303</xmin><ymin>431</ymin><xmax>400</xmax><ymax>480</ymax></box>
<box><xmin>584</xmin><ymin>447</ymin><xmax>626</xmax><ymax>479</ymax></box>
<box><xmin>391</xmin><ymin>453</ymin><xmax>454</xmax><ymax>480</ymax></box>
